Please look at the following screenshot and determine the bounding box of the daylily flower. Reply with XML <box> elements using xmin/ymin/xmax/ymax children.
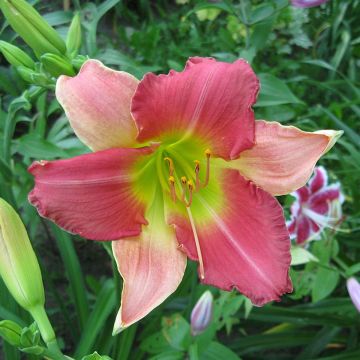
<box><xmin>28</xmin><ymin>57</ymin><xmax>341</xmax><ymax>333</ymax></box>
<box><xmin>291</xmin><ymin>0</ymin><xmax>329</xmax><ymax>8</ymax></box>
<box><xmin>287</xmin><ymin>166</ymin><xmax>344</xmax><ymax>245</ymax></box>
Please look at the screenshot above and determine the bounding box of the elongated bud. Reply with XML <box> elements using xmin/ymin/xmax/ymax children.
<box><xmin>66</xmin><ymin>12</ymin><xmax>82</xmax><ymax>58</ymax></box>
<box><xmin>190</xmin><ymin>290</ymin><xmax>213</xmax><ymax>336</ymax></box>
<box><xmin>0</xmin><ymin>198</ymin><xmax>45</xmax><ymax>312</ymax></box>
<box><xmin>41</xmin><ymin>53</ymin><xmax>75</xmax><ymax>77</ymax></box>
<box><xmin>0</xmin><ymin>0</ymin><xmax>66</xmax><ymax>57</ymax></box>
<box><xmin>0</xmin><ymin>320</ymin><xmax>22</xmax><ymax>347</ymax></box>
<box><xmin>347</xmin><ymin>277</ymin><xmax>360</xmax><ymax>313</ymax></box>
<box><xmin>16</xmin><ymin>66</ymin><xmax>50</xmax><ymax>86</ymax></box>
<box><xmin>0</xmin><ymin>40</ymin><xmax>35</xmax><ymax>69</ymax></box>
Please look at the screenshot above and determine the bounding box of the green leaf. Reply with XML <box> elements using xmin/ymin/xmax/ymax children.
<box><xmin>256</xmin><ymin>74</ymin><xmax>303</xmax><ymax>107</ymax></box>
<box><xmin>81</xmin><ymin>352</ymin><xmax>113</xmax><ymax>360</ymax></box>
<box><xmin>162</xmin><ymin>315</ymin><xmax>191</xmax><ymax>351</ymax></box>
<box><xmin>200</xmin><ymin>342</ymin><xmax>241</xmax><ymax>360</ymax></box>
<box><xmin>291</xmin><ymin>246</ymin><xmax>319</xmax><ymax>266</ymax></box>
<box><xmin>312</xmin><ymin>268</ymin><xmax>340</xmax><ymax>303</ymax></box>
<box><xmin>74</xmin><ymin>279</ymin><xmax>116</xmax><ymax>358</ymax></box>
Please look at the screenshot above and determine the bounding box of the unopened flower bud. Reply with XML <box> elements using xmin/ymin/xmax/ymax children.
<box><xmin>16</xmin><ymin>66</ymin><xmax>50</xmax><ymax>86</ymax></box>
<box><xmin>190</xmin><ymin>290</ymin><xmax>213</xmax><ymax>336</ymax></box>
<box><xmin>0</xmin><ymin>0</ymin><xmax>66</xmax><ymax>57</ymax></box>
<box><xmin>66</xmin><ymin>12</ymin><xmax>82</xmax><ymax>58</ymax></box>
<box><xmin>347</xmin><ymin>277</ymin><xmax>360</xmax><ymax>313</ymax></box>
<box><xmin>41</xmin><ymin>53</ymin><xmax>75</xmax><ymax>77</ymax></box>
<box><xmin>0</xmin><ymin>198</ymin><xmax>45</xmax><ymax>312</ymax></box>
<box><xmin>0</xmin><ymin>40</ymin><xmax>35</xmax><ymax>69</ymax></box>
<box><xmin>0</xmin><ymin>320</ymin><xmax>22</xmax><ymax>347</ymax></box>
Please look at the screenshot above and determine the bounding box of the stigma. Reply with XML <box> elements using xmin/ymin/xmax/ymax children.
<box><xmin>164</xmin><ymin>149</ymin><xmax>211</xmax><ymax>207</ymax></box>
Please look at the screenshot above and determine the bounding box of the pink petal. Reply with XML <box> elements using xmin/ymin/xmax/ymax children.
<box><xmin>112</xmin><ymin>218</ymin><xmax>186</xmax><ymax>332</ymax></box>
<box><xmin>347</xmin><ymin>278</ymin><xmax>360</xmax><ymax>313</ymax></box>
<box><xmin>233</xmin><ymin>121</ymin><xmax>342</xmax><ymax>195</ymax></box>
<box><xmin>309</xmin><ymin>184</ymin><xmax>341</xmax><ymax>214</ymax></box>
<box><xmin>287</xmin><ymin>219</ymin><xmax>297</xmax><ymax>238</ymax></box>
<box><xmin>132</xmin><ymin>57</ymin><xmax>259</xmax><ymax>160</ymax></box>
<box><xmin>170</xmin><ymin>169</ymin><xmax>292</xmax><ymax>306</ymax></box>
<box><xmin>292</xmin><ymin>0</ymin><xmax>328</xmax><ymax>8</ymax></box>
<box><xmin>294</xmin><ymin>186</ymin><xmax>311</xmax><ymax>203</ymax></box>
<box><xmin>28</xmin><ymin>147</ymin><xmax>154</xmax><ymax>240</ymax></box>
<box><xmin>56</xmin><ymin>60</ymin><xmax>139</xmax><ymax>151</ymax></box>
<box><xmin>309</xmin><ymin>166</ymin><xmax>328</xmax><ymax>194</ymax></box>
<box><xmin>296</xmin><ymin>216</ymin><xmax>311</xmax><ymax>245</ymax></box>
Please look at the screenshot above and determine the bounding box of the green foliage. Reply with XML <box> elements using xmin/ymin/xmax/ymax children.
<box><xmin>0</xmin><ymin>0</ymin><xmax>359</xmax><ymax>359</ymax></box>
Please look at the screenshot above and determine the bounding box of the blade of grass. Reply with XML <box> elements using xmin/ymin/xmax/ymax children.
<box><xmin>74</xmin><ymin>279</ymin><xmax>116</xmax><ymax>358</ymax></box>
<box><xmin>50</xmin><ymin>224</ymin><xmax>89</xmax><ymax>332</ymax></box>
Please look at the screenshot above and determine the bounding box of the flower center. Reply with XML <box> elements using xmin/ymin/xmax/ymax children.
<box><xmin>161</xmin><ymin>148</ymin><xmax>211</xmax><ymax>207</ymax></box>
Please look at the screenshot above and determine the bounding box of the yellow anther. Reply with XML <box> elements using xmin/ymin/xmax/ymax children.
<box><xmin>194</xmin><ymin>160</ymin><xmax>200</xmax><ymax>170</ymax></box>
<box><xmin>168</xmin><ymin>176</ymin><xmax>177</xmax><ymax>202</ymax></box>
<box><xmin>164</xmin><ymin>157</ymin><xmax>174</xmax><ymax>176</ymax></box>
<box><xmin>181</xmin><ymin>176</ymin><xmax>187</xmax><ymax>184</ymax></box>
<box><xmin>185</xmin><ymin>180</ymin><xmax>194</xmax><ymax>207</ymax></box>
<box><xmin>205</xmin><ymin>149</ymin><xmax>211</xmax><ymax>157</ymax></box>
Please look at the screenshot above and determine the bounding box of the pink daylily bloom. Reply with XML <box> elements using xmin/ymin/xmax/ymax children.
<box><xmin>291</xmin><ymin>0</ymin><xmax>329</xmax><ymax>8</ymax></box>
<box><xmin>28</xmin><ymin>58</ymin><xmax>342</xmax><ymax>333</ymax></box>
<box><xmin>287</xmin><ymin>166</ymin><xmax>344</xmax><ymax>245</ymax></box>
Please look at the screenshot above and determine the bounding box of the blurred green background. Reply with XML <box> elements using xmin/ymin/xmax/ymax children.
<box><xmin>0</xmin><ymin>0</ymin><xmax>359</xmax><ymax>359</ymax></box>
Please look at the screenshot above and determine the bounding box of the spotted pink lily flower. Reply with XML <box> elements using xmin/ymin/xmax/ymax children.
<box><xmin>291</xmin><ymin>0</ymin><xmax>329</xmax><ymax>8</ymax></box>
<box><xmin>287</xmin><ymin>166</ymin><xmax>344</xmax><ymax>245</ymax></box>
<box><xmin>28</xmin><ymin>58</ymin><xmax>341</xmax><ymax>333</ymax></box>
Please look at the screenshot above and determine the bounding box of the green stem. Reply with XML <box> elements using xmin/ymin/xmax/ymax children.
<box><xmin>29</xmin><ymin>305</ymin><xmax>64</xmax><ymax>358</ymax></box>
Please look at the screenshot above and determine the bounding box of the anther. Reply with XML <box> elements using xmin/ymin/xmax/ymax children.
<box><xmin>164</xmin><ymin>157</ymin><xmax>174</xmax><ymax>176</ymax></box>
<box><xmin>194</xmin><ymin>160</ymin><xmax>200</xmax><ymax>191</ymax></box>
<box><xmin>168</xmin><ymin>176</ymin><xmax>177</xmax><ymax>202</ymax></box>
<box><xmin>181</xmin><ymin>176</ymin><xmax>187</xmax><ymax>202</ymax></box>
<box><xmin>185</xmin><ymin>180</ymin><xmax>194</xmax><ymax>207</ymax></box>
<box><xmin>203</xmin><ymin>149</ymin><xmax>211</xmax><ymax>188</ymax></box>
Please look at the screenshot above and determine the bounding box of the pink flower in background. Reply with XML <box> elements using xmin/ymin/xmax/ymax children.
<box><xmin>287</xmin><ymin>166</ymin><xmax>344</xmax><ymax>245</ymax></box>
<box><xmin>191</xmin><ymin>290</ymin><xmax>214</xmax><ymax>336</ymax></box>
<box><xmin>347</xmin><ymin>278</ymin><xmax>360</xmax><ymax>313</ymax></box>
<box><xmin>291</xmin><ymin>0</ymin><xmax>329</xmax><ymax>8</ymax></box>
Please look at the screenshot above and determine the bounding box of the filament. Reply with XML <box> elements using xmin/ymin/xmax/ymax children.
<box><xmin>186</xmin><ymin>206</ymin><xmax>205</xmax><ymax>279</ymax></box>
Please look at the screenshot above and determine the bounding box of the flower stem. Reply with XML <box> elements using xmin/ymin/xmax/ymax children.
<box><xmin>29</xmin><ymin>305</ymin><xmax>66</xmax><ymax>359</ymax></box>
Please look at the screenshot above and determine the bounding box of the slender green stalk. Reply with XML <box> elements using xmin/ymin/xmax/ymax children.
<box><xmin>50</xmin><ymin>224</ymin><xmax>89</xmax><ymax>332</ymax></box>
<box><xmin>115</xmin><ymin>324</ymin><xmax>138</xmax><ymax>360</ymax></box>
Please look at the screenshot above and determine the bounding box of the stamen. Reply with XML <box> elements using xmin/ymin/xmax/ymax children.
<box><xmin>194</xmin><ymin>160</ymin><xmax>200</xmax><ymax>191</ymax></box>
<box><xmin>186</xmin><ymin>206</ymin><xmax>205</xmax><ymax>279</ymax></box>
<box><xmin>203</xmin><ymin>149</ymin><xmax>211</xmax><ymax>188</ymax></box>
<box><xmin>164</xmin><ymin>157</ymin><xmax>174</xmax><ymax>176</ymax></box>
<box><xmin>168</xmin><ymin>176</ymin><xmax>177</xmax><ymax>202</ymax></box>
<box><xmin>185</xmin><ymin>180</ymin><xmax>194</xmax><ymax>207</ymax></box>
<box><xmin>181</xmin><ymin>176</ymin><xmax>187</xmax><ymax>202</ymax></box>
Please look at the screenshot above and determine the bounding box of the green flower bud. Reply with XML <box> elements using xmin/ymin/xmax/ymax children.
<box><xmin>16</xmin><ymin>66</ymin><xmax>50</xmax><ymax>86</ymax></box>
<box><xmin>0</xmin><ymin>320</ymin><xmax>22</xmax><ymax>347</ymax></box>
<box><xmin>0</xmin><ymin>198</ymin><xmax>45</xmax><ymax>312</ymax></box>
<box><xmin>41</xmin><ymin>53</ymin><xmax>75</xmax><ymax>77</ymax></box>
<box><xmin>72</xmin><ymin>54</ymin><xmax>88</xmax><ymax>71</ymax></box>
<box><xmin>66</xmin><ymin>12</ymin><xmax>82</xmax><ymax>58</ymax></box>
<box><xmin>0</xmin><ymin>40</ymin><xmax>35</xmax><ymax>69</ymax></box>
<box><xmin>0</xmin><ymin>0</ymin><xmax>66</xmax><ymax>57</ymax></box>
